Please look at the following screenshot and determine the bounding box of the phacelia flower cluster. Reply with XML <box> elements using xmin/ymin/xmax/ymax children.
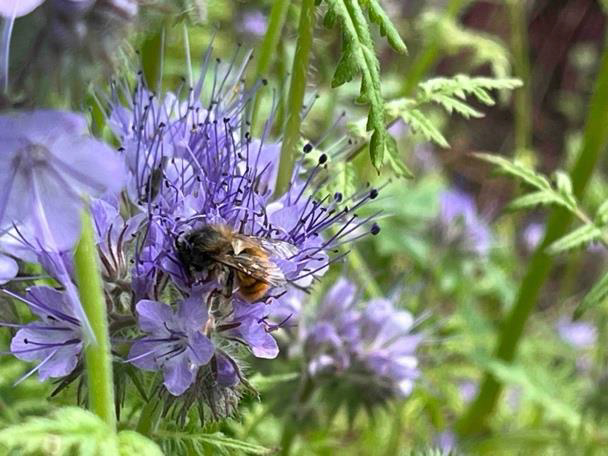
<box><xmin>302</xmin><ymin>278</ymin><xmax>422</xmax><ymax>405</ymax></box>
<box><xmin>0</xmin><ymin>48</ymin><xmax>382</xmax><ymax>418</ymax></box>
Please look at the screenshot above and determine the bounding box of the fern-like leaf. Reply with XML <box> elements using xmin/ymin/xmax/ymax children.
<box><xmin>321</xmin><ymin>0</ymin><xmax>406</xmax><ymax>171</ymax></box>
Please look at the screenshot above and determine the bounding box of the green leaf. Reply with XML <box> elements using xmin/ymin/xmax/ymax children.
<box><xmin>401</xmin><ymin>109</ymin><xmax>449</xmax><ymax>148</ymax></box>
<box><xmin>474</xmin><ymin>153</ymin><xmax>551</xmax><ymax>191</ymax></box>
<box><xmin>475</xmin><ymin>356</ymin><xmax>581</xmax><ymax>428</ymax></box>
<box><xmin>363</xmin><ymin>0</ymin><xmax>407</xmax><ymax>53</ymax></box>
<box><xmin>157</xmin><ymin>431</ymin><xmax>272</xmax><ymax>455</ymax></box>
<box><xmin>0</xmin><ymin>407</ymin><xmax>119</xmax><ymax>455</ymax></box>
<box><xmin>595</xmin><ymin>200</ymin><xmax>608</xmax><ymax>225</ymax></box>
<box><xmin>575</xmin><ymin>270</ymin><xmax>608</xmax><ymax>318</ymax></box>
<box><xmin>323</xmin><ymin>0</ymin><xmax>395</xmax><ymax>170</ymax></box>
<box><xmin>507</xmin><ymin>191</ymin><xmax>562</xmax><ymax>210</ymax></box>
<box><xmin>385</xmin><ymin>134</ymin><xmax>413</xmax><ymax>178</ymax></box>
<box><xmin>118</xmin><ymin>431</ymin><xmax>164</xmax><ymax>456</ymax></box>
<box><xmin>546</xmin><ymin>224</ymin><xmax>603</xmax><ymax>254</ymax></box>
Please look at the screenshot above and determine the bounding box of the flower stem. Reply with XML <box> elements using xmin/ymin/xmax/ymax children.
<box><xmin>457</xmin><ymin>38</ymin><xmax>608</xmax><ymax>436</ymax></box>
<box><xmin>74</xmin><ymin>208</ymin><xmax>116</xmax><ymax>430</ymax></box>
<box><xmin>250</xmin><ymin>0</ymin><xmax>292</xmax><ymax>129</ymax></box>
<box><xmin>273</xmin><ymin>0</ymin><xmax>315</xmax><ymax>199</ymax></box>
<box><xmin>136</xmin><ymin>396</ymin><xmax>161</xmax><ymax>437</ymax></box>
<box><xmin>508</xmin><ymin>0</ymin><xmax>532</xmax><ymax>158</ymax></box>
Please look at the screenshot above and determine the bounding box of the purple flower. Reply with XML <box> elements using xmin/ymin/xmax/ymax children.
<box><xmin>108</xmin><ymin>56</ymin><xmax>380</xmax><ymax>312</ymax></box>
<box><xmin>0</xmin><ymin>110</ymin><xmax>126</xmax><ymax>251</ymax></box>
<box><xmin>556</xmin><ymin>318</ymin><xmax>597</xmax><ymax>349</ymax></box>
<box><xmin>0</xmin><ymin>0</ymin><xmax>46</xmax><ymax>17</ymax></box>
<box><xmin>0</xmin><ymin>253</ymin><xmax>17</xmax><ymax>284</ymax></box>
<box><xmin>241</xmin><ymin>11</ymin><xmax>267</xmax><ymax>37</ymax></box>
<box><xmin>438</xmin><ymin>188</ymin><xmax>491</xmax><ymax>255</ymax></box>
<box><xmin>522</xmin><ymin>221</ymin><xmax>544</xmax><ymax>253</ymax></box>
<box><xmin>127</xmin><ymin>296</ymin><xmax>214</xmax><ymax>396</ymax></box>
<box><xmin>303</xmin><ymin>278</ymin><xmax>422</xmax><ymax>400</ymax></box>
<box><xmin>6</xmin><ymin>286</ymin><xmax>82</xmax><ymax>381</ymax></box>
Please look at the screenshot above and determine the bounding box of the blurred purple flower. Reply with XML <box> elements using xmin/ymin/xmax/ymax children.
<box><xmin>556</xmin><ymin>318</ymin><xmax>597</xmax><ymax>349</ymax></box>
<box><xmin>303</xmin><ymin>278</ymin><xmax>422</xmax><ymax>400</ymax></box>
<box><xmin>127</xmin><ymin>296</ymin><xmax>214</xmax><ymax>396</ymax></box>
<box><xmin>241</xmin><ymin>11</ymin><xmax>267</xmax><ymax>37</ymax></box>
<box><xmin>7</xmin><ymin>286</ymin><xmax>82</xmax><ymax>382</ymax></box>
<box><xmin>0</xmin><ymin>0</ymin><xmax>46</xmax><ymax>17</ymax></box>
<box><xmin>522</xmin><ymin>221</ymin><xmax>544</xmax><ymax>253</ymax></box>
<box><xmin>0</xmin><ymin>110</ymin><xmax>126</xmax><ymax>251</ymax></box>
<box><xmin>438</xmin><ymin>188</ymin><xmax>491</xmax><ymax>255</ymax></box>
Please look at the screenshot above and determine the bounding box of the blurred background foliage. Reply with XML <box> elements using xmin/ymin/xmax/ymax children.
<box><xmin>3</xmin><ymin>0</ymin><xmax>608</xmax><ymax>454</ymax></box>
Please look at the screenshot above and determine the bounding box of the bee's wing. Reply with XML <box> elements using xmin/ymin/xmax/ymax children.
<box><xmin>214</xmin><ymin>253</ymin><xmax>287</xmax><ymax>286</ymax></box>
<box><xmin>256</xmin><ymin>238</ymin><xmax>299</xmax><ymax>259</ymax></box>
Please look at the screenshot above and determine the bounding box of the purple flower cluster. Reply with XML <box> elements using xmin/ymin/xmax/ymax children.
<box><xmin>84</xmin><ymin>55</ymin><xmax>381</xmax><ymax>400</ymax></box>
<box><xmin>302</xmin><ymin>278</ymin><xmax>422</xmax><ymax>402</ymax></box>
<box><xmin>0</xmin><ymin>49</ymin><xmax>380</xmax><ymax>419</ymax></box>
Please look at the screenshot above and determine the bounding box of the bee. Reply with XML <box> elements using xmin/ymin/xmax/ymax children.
<box><xmin>176</xmin><ymin>224</ymin><xmax>298</xmax><ymax>302</ymax></box>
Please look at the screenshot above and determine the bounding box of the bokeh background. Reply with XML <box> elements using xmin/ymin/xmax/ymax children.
<box><xmin>4</xmin><ymin>0</ymin><xmax>608</xmax><ymax>454</ymax></box>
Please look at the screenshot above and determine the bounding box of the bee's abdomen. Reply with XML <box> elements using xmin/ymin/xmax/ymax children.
<box><xmin>236</xmin><ymin>271</ymin><xmax>270</xmax><ymax>302</ymax></box>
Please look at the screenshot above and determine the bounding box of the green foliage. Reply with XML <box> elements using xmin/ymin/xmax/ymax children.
<box><xmin>0</xmin><ymin>407</ymin><xmax>162</xmax><ymax>456</ymax></box>
<box><xmin>354</xmin><ymin>76</ymin><xmax>519</xmax><ymax>159</ymax></box>
<box><xmin>419</xmin><ymin>10</ymin><xmax>512</xmax><ymax>79</ymax></box>
<box><xmin>157</xmin><ymin>429</ymin><xmax>272</xmax><ymax>455</ymax></box>
<box><xmin>320</xmin><ymin>0</ymin><xmax>406</xmax><ymax>171</ymax></box>
<box><xmin>574</xmin><ymin>270</ymin><xmax>608</xmax><ymax>318</ymax></box>
<box><xmin>476</xmin><ymin>153</ymin><xmax>608</xmax><ymax>253</ymax></box>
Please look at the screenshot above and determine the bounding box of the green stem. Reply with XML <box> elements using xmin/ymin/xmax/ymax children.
<box><xmin>250</xmin><ymin>0</ymin><xmax>292</xmax><ymax>129</ymax></box>
<box><xmin>508</xmin><ymin>0</ymin><xmax>532</xmax><ymax>157</ymax></box>
<box><xmin>74</xmin><ymin>208</ymin><xmax>116</xmax><ymax>430</ymax></box>
<box><xmin>457</xmin><ymin>39</ymin><xmax>608</xmax><ymax>436</ymax></box>
<box><xmin>273</xmin><ymin>0</ymin><xmax>315</xmax><ymax>199</ymax></box>
<box><xmin>401</xmin><ymin>0</ymin><xmax>469</xmax><ymax>95</ymax></box>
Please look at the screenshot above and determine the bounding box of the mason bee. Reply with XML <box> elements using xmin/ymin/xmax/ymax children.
<box><xmin>176</xmin><ymin>224</ymin><xmax>298</xmax><ymax>302</ymax></box>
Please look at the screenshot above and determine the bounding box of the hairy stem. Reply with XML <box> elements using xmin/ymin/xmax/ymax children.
<box><xmin>457</xmin><ymin>39</ymin><xmax>608</xmax><ymax>436</ymax></box>
<box><xmin>273</xmin><ymin>0</ymin><xmax>315</xmax><ymax>198</ymax></box>
<box><xmin>508</xmin><ymin>0</ymin><xmax>532</xmax><ymax>157</ymax></box>
<box><xmin>74</xmin><ymin>208</ymin><xmax>116</xmax><ymax>429</ymax></box>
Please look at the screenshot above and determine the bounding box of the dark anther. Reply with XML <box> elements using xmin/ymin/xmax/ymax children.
<box><xmin>371</xmin><ymin>223</ymin><xmax>381</xmax><ymax>235</ymax></box>
<box><xmin>369</xmin><ymin>189</ymin><xmax>379</xmax><ymax>199</ymax></box>
<box><xmin>303</xmin><ymin>143</ymin><xmax>313</xmax><ymax>153</ymax></box>
<box><xmin>262</xmin><ymin>79</ymin><xmax>268</xmax><ymax>86</ymax></box>
<box><xmin>319</xmin><ymin>154</ymin><xmax>328</xmax><ymax>164</ymax></box>
<box><xmin>334</xmin><ymin>192</ymin><xmax>343</xmax><ymax>202</ymax></box>
<box><xmin>24</xmin><ymin>338</ymin><xmax>29</xmax><ymax>344</ymax></box>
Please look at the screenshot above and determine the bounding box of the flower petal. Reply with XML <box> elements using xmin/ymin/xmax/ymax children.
<box><xmin>162</xmin><ymin>353</ymin><xmax>196</xmax><ymax>396</ymax></box>
<box><xmin>135</xmin><ymin>300</ymin><xmax>174</xmax><ymax>333</ymax></box>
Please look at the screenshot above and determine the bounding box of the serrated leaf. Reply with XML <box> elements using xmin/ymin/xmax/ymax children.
<box><xmin>400</xmin><ymin>109</ymin><xmax>449</xmax><ymax>148</ymax></box>
<box><xmin>157</xmin><ymin>431</ymin><xmax>272</xmax><ymax>455</ymax></box>
<box><xmin>595</xmin><ymin>200</ymin><xmax>608</xmax><ymax>225</ymax></box>
<box><xmin>323</xmin><ymin>0</ymin><xmax>391</xmax><ymax>171</ymax></box>
<box><xmin>575</xmin><ymin>270</ymin><xmax>608</xmax><ymax>318</ymax></box>
<box><xmin>474</xmin><ymin>153</ymin><xmax>551</xmax><ymax>191</ymax></box>
<box><xmin>364</xmin><ymin>0</ymin><xmax>407</xmax><ymax>53</ymax></box>
<box><xmin>385</xmin><ymin>133</ymin><xmax>413</xmax><ymax>178</ymax></box>
<box><xmin>547</xmin><ymin>224</ymin><xmax>603</xmax><ymax>254</ymax></box>
<box><xmin>554</xmin><ymin>170</ymin><xmax>577</xmax><ymax>209</ymax></box>
<box><xmin>507</xmin><ymin>191</ymin><xmax>562</xmax><ymax>210</ymax></box>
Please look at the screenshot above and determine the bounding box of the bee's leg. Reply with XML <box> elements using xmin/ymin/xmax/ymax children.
<box><xmin>222</xmin><ymin>269</ymin><xmax>235</xmax><ymax>298</ymax></box>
